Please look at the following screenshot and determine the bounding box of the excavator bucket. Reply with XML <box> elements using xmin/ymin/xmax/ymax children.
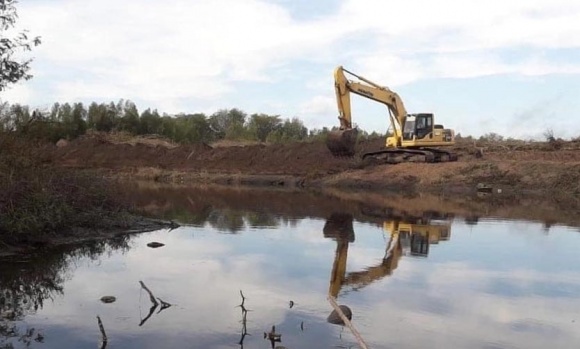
<box><xmin>323</xmin><ymin>213</ymin><xmax>355</xmax><ymax>242</ymax></box>
<box><xmin>326</xmin><ymin>129</ymin><xmax>358</xmax><ymax>157</ymax></box>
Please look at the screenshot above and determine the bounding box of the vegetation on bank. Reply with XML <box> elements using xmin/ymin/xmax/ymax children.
<box><xmin>0</xmin><ymin>135</ymin><xmax>132</xmax><ymax>247</ymax></box>
<box><xmin>0</xmin><ymin>100</ymin><xmax>383</xmax><ymax>145</ymax></box>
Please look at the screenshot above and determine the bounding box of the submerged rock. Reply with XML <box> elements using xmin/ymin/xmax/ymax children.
<box><xmin>100</xmin><ymin>296</ymin><xmax>116</xmax><ymax>304</ymax></box>
<box><xmin>327</xmin><ymin>305</ymin><xmax>352</xmax><ymax>325</ymax></box>
<box><xmin>147</xmin><ymin>242</ymin><xmax>165</xmax><ymax>248</ymax></box>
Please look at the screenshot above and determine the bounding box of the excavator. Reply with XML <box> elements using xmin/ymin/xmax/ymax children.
<box><xmin>323</xmin><ymin>213</ymin><xmax>451</xmax><ymax>297</ymax></box>
<box><xmin>326</xmin><ymin>66</ymin><xmax>457</xmax><ymax>162</ymax></box>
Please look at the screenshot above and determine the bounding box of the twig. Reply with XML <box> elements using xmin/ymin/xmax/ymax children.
<box><xmin>238</xmin><ymin>290</ymin><xmax>250</xmax><ymax>348</ymax></box>
<box><xmin>139</xmin><ymin>281</ymin><xmax>159</xmax><ymax>306</ymax></box>
<box><xmin>139</xmin><ymin>304</ymin><xmax>157</xmax><ymax>327</ymax></box>
<box><xmin>156</xmin><ymin>297</ymin><xmax>172</xmax><ymax>314</ymax></box>
<box><xmin>96</xmin><ymin>315</ymin><xmax>108</xmax><ymax>349</ymax></box>
<box><xmin>327</xmin><ymin>295</ymin><xmax>369</xmax><ymax>349</ymax></box>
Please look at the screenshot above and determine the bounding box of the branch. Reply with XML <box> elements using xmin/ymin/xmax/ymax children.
<box><xmin>96</xmin><ymin>315</ymin><xmax>108</xmax><ymax>349</ymax></box>
<box><xmin>327</xmin><ymin>296</ymin><xmax>369</xmax><ymax>349</ymax></box>
<box><xmin>139</xmin><ymin>280</ymin><xmax>159</xmax><ymax>306</ymax></box>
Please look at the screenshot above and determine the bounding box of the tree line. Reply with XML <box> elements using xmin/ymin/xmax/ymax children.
<box><xmin>0</xmin><ymin>99</ymin><xmax>382</xmax><ymax>144</ymax></box>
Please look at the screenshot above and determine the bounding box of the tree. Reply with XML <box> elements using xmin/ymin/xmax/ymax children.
<box><xmin>0</xmin><ymin>0</ymin><xmax>41</xmax><ymax>91</ymax></box>
<box><xmin>247</xmin><ymin>113</ymin><xmax>281</xmax><ymax>142</ymax></box>
<box><xmin>208</xmin><ymin>108</ymin><xmax>246</xmax><ymax>139</ymax></box>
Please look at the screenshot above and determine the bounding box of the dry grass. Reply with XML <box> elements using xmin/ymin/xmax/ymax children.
<box><xmin>210</xmin><ymin>139</ymin><xmax>264</xmax><ymax>148</ymax></box>
<box><xmin>84</xmin><ymin>130</ymin><xmax>178</xmax><ymax>148</ymax></box>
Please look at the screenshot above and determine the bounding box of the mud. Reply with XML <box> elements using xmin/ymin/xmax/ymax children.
<box><xmin>40</xmin><ymin>133</ymin><xmax>580</xmax><ymax>195</ymax></box>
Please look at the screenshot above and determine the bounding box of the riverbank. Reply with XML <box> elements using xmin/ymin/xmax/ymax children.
<box><xmin>42</xmin><ymin>132</ymin><xmax>580</xmax><ymax>196</ymax></box>
<box><xmin>0</xmin><ymin>135</ymin><xmax>178</xmax><ymax>257</ymax></box>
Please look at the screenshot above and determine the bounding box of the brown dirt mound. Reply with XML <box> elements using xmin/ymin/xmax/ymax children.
<box><xmin>42</xmin><ymin>134</ymin><xmax>580</xmax><ymax>195</ymax></box>
<box><xmin>48</xmin><ymin>136</ymin><xmax>385</xmax><ymax>176</ymax></box>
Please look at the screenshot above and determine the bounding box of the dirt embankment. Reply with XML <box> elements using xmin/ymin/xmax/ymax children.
<box><xmin>41</xmin><ymin>133</ymin><xmax>580</xmax><ymax>196</ymax></box>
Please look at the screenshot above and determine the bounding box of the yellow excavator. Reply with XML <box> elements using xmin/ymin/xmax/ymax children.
<box><xmin>323</xmin><ymin>213</ymin><xmax>451</xmax><ymax>297</ymax></box>
<box><xmin>326</xmin><ymin>66</ymin><xmax>457</xmax><ymax>162</ymax></box>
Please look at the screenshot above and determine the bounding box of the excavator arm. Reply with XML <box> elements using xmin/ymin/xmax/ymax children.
<box><xmin>327</xmin><ymin>66</ymin><xmax>408</xmax><ymax>156</ymax></box>
<box><xmin>334</xmin><ymin>66</ymin><xmax>408</xmax><ymax>143</ymax></box>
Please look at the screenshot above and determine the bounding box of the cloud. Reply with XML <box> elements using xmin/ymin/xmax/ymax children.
<box><xmin>7</xmin><ymin>0</ymin><xmax>580</xmax><ymax>137</ymax></box>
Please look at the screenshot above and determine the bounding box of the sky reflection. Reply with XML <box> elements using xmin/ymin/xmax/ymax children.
<box><xmin>1</xmin><ymin>208</ymin><xmax>580</xmax><ymax>349</ymax></box>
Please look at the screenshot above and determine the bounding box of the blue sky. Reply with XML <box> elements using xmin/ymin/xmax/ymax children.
<box><xmin>2</xmin><ymin>0</ymin><xmax>580</xmax><ymax>139</ymax></box>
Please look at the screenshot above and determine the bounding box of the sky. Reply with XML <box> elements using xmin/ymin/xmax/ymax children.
<box><xmin>2</xmin><ymin>0</ymin><xmax>580</xmax><ymax>139</ymax></box>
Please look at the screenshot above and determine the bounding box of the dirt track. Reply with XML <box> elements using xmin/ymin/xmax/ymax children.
<box><xmin>42</xmin><ymin>134</ymin><xmax>580</xmax><ymax>196</ymax></box>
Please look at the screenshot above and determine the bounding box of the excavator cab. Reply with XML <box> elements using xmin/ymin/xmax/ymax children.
<box><xmin>403</xmin><ymin>114</ymin><xmax>433</xmax><ymax>140</ymax></box>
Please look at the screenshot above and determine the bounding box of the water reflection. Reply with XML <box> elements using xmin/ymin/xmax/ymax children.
<box><xmin>1</xmin><ymin>186</ymin><xmax>580</xmax><ymax>349</ymax></box>
<box><xmin>324</xmin><ymin>213</ymin><xmax>452</xmax><ymax>300</ymax></box>
<box><xmin>0</xmin><ymin>238</ymin><xmax>131</xmax><ymax>349</ymax></box>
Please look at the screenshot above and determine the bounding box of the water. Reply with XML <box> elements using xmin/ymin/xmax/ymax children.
<box><xmin>1</xmin><ymin>186</ymin><xmax>580</xmax><ymax>349</ymax></box>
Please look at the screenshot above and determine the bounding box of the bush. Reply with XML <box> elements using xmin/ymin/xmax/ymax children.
<box><xmin>0</xmin><ymin>135</ymin><xmax>130</xmax><ymax>244</ymax></box>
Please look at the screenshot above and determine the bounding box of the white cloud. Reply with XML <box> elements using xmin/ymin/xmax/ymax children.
<box><xmin>4</xmin><ymin>0</ymin><xmax>579</xmax><ymax>136</ymax></box>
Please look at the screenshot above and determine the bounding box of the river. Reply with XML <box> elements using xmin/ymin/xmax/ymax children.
<box><xmin>1</xmin><ymin>185</ymin><xmax>579</xmax><ymax>349</ymax></box>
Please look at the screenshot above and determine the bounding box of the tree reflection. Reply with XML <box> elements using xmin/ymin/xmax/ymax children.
<box><xmin>245</xmin><ymin>212</ymin><xmax>280</xmax><ymax>229</ymax></box>
<box><xmin>0</xmin><ymin>236</ymin><xmax>131</xmax><ymax>348</ymax></box>
<box><xmin>206</xmin><ymin>209</ymin><xmax>282</xmax><ymax>233</ymax></box>
<box><xmin>207</xmin><ymin>209</ymin><xmax>246</xmax><ymax>233</ymax></box>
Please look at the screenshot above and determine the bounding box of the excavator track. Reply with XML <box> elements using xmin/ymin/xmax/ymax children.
<box><xmin>362</xmin><ymin>147</ymin><xmax>458</xmax><ymax>163</ymax></box>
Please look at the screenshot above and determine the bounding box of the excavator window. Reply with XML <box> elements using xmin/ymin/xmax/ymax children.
<box><xmin>415</xmin><ymin>114</ymin><xmax>433</xmax><ymax>139</ymax></box>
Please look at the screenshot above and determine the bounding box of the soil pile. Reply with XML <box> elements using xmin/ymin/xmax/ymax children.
<box><xmin>42</xmin><ymin>133</ymin><xmax>580</xmax><ymax>195</ymax></box>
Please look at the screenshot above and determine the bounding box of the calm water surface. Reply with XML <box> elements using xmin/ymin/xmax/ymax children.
<box><xmin>1</xmin><ymin>188</ymin><xmax>580</xmax><ymax>349</ymax></box>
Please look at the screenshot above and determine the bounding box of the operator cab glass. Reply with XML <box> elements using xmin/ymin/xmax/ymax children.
<box><xmin>403</xmin><ymin>113</ymin><xmax>433</xmax><ymax>140</ymax></box>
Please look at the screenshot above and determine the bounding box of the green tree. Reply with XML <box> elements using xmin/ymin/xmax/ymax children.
<box><xmin>247</xmin><ymin>113</ymin><xmax>281</xmax><ymax>142</ymax></box>
<box><xmin>70</xmin><ymin>102</ymin><xmax>87</xmax><ymax>137</ymax></box>
<box><xmin>118</xmin><ymin>100</ymin><xmax>139</xmax><ymax>134</ymax></box>
<box><xmin>0</xmin><ymin>0</ymin><xmax>41</xmax><ymax>91</ymax></box>
<box><xmin>208</xmin><ymin>108</ymin><xmax>246</xmax><ymax>139</ymax></box>
<box><xmin>139</xmin><ymin>108</ymin><xmax>162</xmax><ymax>135</ymax></box>
<box><xmin>180</xmin><ymin>113</ymin><xmax>213</xmax><ymax>143</ymax></box>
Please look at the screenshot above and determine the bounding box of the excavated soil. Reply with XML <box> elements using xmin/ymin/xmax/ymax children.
<box><xmin>41</xmin><ymin>134</ymin><xmax>580</xmax><ymax>195</ymax></box>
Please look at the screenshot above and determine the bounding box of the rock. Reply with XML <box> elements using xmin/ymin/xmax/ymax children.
<box><xmin>327</xmin><ymin>305</ymin><xmax>352</xmax><ymax>325</ymax></box>
<box><xmin>147</xmin><ymin>242</ymin><xmax>165</xmax><ymax>248</ymax></box>
<box><xmin>100</xmin><ymin>296</ymin><xmax>116</xmax><ymax>304</ymax></box>
<box><xmin>56</xmin><ymin>139</ymin><xmax>69</xmax><ymax>148</ymax></box>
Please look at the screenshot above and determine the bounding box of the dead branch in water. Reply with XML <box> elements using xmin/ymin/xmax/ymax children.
<box><xmin>96</xmin><ymin>315</ymin><xmax>108</xmax><ymax>349</ymax></box>
<box><xmin>138</xmin><ymin>281</ymin><xmax>172</xmax><ymax>326</ymax></box>
<box><xmin>327</xmin><ymin>295</ymin><xmax>368</xmax><ymax>349</ymax></box>
<box><xmin>237</xmin><ymin>290</ymin><xmax>250</xmax><ymax>348</ymax></box>
<box><xmin>139</xmin><ymin>280</ymin><xmax>159</xmax><ymax>306</ymax></box>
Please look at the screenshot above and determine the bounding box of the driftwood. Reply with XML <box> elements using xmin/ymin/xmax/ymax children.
<box><xmin>139</xmin><ymin>281</ymin><xmax>159</xmax><ymax>306</ymax></box>
<box><xmin>237</xmin><ymin>290</ymin><xmax>250</xmax><ymax>348</ymax></box>
<box><xmin>138</xmin><ymin>280</ymin><xmax>172</xmax><ymax>326</ymax></box>
<box><xmin>96</xmin><ymin>315</ymin><xmax>108</xmax><ymax>349</ymax></box>
<box><xmin>327</xmin><ymin>295</ymin><xmax>369</xmax><ymax>349</ymax></box>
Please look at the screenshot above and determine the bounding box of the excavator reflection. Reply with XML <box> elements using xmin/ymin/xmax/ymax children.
<box><xmin>324</xmin><ymin>213</ymin><xmax>451</xmax><ymax>298</ymax></box>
